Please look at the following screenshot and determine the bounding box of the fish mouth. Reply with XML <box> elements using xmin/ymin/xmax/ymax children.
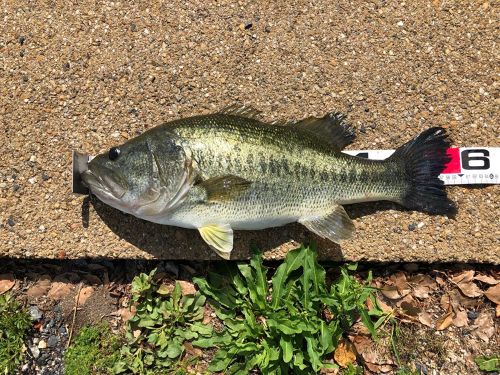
<box><xmin>81</xmin><ymin>168</ymin><xmax>127</xmax><ymax>199</ymax></box>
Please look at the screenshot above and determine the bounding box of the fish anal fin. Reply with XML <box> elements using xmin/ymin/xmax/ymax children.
<box><xmin>299</xmin><ymin>205</ymin><xmax>354</xmax><ymax>243</ymax></box>
<box><xmin>198</xmin><ymin>175</ymin><xmax>251</xmax><ymax>202</ymax></box>
<box><xmin>219</xmin><ymin>104</ymin><xmax>262</xmax><ymax>120</ymax></box>
<box><xmin>295</xmin><ymin>112</ymin><xmax>355</xmax><ymax>150</ymax></box>
<box><xmin>198</xmin><ymin>224</ymin><xmax>233</xmax><ymax>259</ymax></box>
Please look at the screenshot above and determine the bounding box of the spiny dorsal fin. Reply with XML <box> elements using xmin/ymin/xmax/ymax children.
<box><xmin>197</xmin><ymin>175</ymin><xmax>251</xmax><ymax>202</ymax></box>
<box><xmin>219</xmin><ymin>104</ymin><xmax>262</xmax><ymax>120</ymax></box>
<box><xmin>295</xmin><ymin>112</ymin><xmax>355</xmax><ymax>150</ymax></box>
<box><xmin>198</xmin><ymin>224</ymin><xmax>233</xmax><ymax>259</ymax></box>
<box><xmin>299</xmin><ymin>205</ymin><xmax>355</xmax><ymax>243</ymax></box>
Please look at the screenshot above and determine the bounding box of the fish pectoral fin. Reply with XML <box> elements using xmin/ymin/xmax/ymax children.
<box><xmin>294</xmin><ymin>112</ymin><xmax>355</xmax><ymax>150</ymax></box>
<box><xmin>299</xmin><ymin>205</ymin><xmax>355</xmax><ymax>243</ymax></box>
<box><xmin>198</xmin><ymin>175</ymin><xmax>251</xmax><ymax>202</ymax></box>
<box><xmin>198</xmin><ymin>224</ymin><xmax>234</xmax><ymax>260</ymax></box>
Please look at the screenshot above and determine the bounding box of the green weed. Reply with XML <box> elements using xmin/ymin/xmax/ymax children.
<box><xmin>0</xmin><ymin>294</ymin><xmax>31</xmax><ymax>374</ymax></box>
<box><xmin>340</xmin><ymin>363</ymin><xmax>364</xmax><ymax>374</ymax></box>
<box><xmin>193</xmin><ymin>245</ymin><xmax>386</xmax><ymax>374</ymax></box>
<box><xmin>64</xmin><ymin>324</ymin><xmax>120</xmax><ymax>375</ymax></box>
<box><xmin>395</xmin><ymin>366</ymin><xmax>420</xmax><ymax>375</ymax></box>
<box><xmin>114</xmin><ymin>270</ymin><xmax>211</xmax><ymax>374</ymax></box>
<box><xmin>475</xmin><ymin>354</ymin><xmax>500</xmax><ymax>372</ymax></box>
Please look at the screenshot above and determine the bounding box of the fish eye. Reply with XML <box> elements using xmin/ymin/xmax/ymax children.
<box><xmin>108</xmin><ymin>147</ymin><xmax>121</xmax><ymax>161</ymax></box>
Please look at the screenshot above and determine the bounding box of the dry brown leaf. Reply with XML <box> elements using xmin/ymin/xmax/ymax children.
<box><xmin>183</xmin><ymin>342</ymin><xmax>203</xmax><ymax>357</ymax></box>
<box><xmin>0</xmin><ymin>273</ymin><xmax>15</xmax><ymax>294</ymax></box>
<box><xmin>400</xmin><ymin>300</ymin><xmax>421</xmax><ymax>317</ymax></box>
<box><xmin>418</xmin><ymin>311</ymin><xmax>434</xmax><ymax>327</ymax></box>
<box><xmin>451</xmin><ymin>270</ymin><xmax>474</xmax><ymax>284</ymax></box>
<box><xmin>349</xmin><ymin>334</ymin><xmax>372</xmax><ymax>355</ymax></box>
<box><xmin>440</xmin><ymin>294</ymin><xmax>450</xmax><ymax>311</ymax></box>
<box><xmin>380</xmin><ymin>285</ymin><xmax>401</xmax><ymax>300</ymax></box>
<box><xmin>26</xmin><ymin>276</ymin><xmax>52</xmax><ymax>298</ymax></box>
<box><xmin>366</xmin><ymin>295</ymin><xmax>393</xmax><ymax>315</ymax></box>
<box><xmin>452</xmin><ymin>309</ymin><xmax>468</xmax><ymax>327</ymax></box>
<box><xmin>448</xmin><ymin>288</ymin><xmax>479</xmax><ymax>309</ymax></box>
<box><xmin>412</xmin><ymin>285</ymin><xmax>432</xmax><ymax>299</ymax></box>
<box><xmin>472</xmin><ymin>310</ymin><xmax>495</xmax><ymax>342</ymax></box>
<box><xmin>381</xmin><ymin>273</ymin><xmax>411</xmax><ymax>300</ymax></box>
<box><xmin>396</xmin><ymin>295</ymin><xmax>420</xmax><ymax>323</ymax></box>
<box><xmin>365</xmin><ymin>362</ymin><xmax>393</xmax><ymax>373</ymax></box>
<box><xmin>395</xmin><ymin>293</ymin><xmax>416</xmax><ymax>308</ymax></box>
<box><xmin>320</xmin><ymin>367</ymin><xmax>340</xmax><ymax>375</ymax></box>
<box><xmin>436</xmin><ymin>311</ymin><xmax>453</xmax><ymax>330</ymax></box>
<box><xmin>350</xmin><ymin>321</ymin><xmax>371</xmax><ymax>336</ymax></box>
<box><xmin>77</xmin><ymin>286</ymin><xmax>93</xmax><ymax>305</ymax></box>
<box><xmin>394</xmin><ymin>272</ymin><xmax>411</xmax><ymax>294</ymax></box>
<box><xmin>474</xmin><ymin>274</ymin><xmax>499</xmax><ymax>285</ymax></box>
<box><xmin>456</xmin><ymin>281</ymin><xmax>483</xmax><ymax>298</ymax></box>
<box><xmin>435</xmin><ymin>276</ymin><xmax>446</xmax><ymax>287</ymax></box>
<box><xmin>484</xmin><ymin>284</ymin><xmax>500</xmax><ymax>305</ymax></box>
<box><xmin>408</xmin><ymin>274</ymin><xmax>438</xmax><ymax>299</ymax></box>
<box><xmin>117</xmin><ymin>306</ymin><xmax>136</xmax><ymax>322</ymax></box>
<box><xmin>178</xmin><ymin>280</ymin><xmax>197</xmax><ymax>295</ymax></box>
<box><xmin>47</xmin><ymin>282</ymin><xmax>73</xmax><ymax>300</ymax></box>
<box><xmin>376</xmin><ymin>297</ymin><xmax>393</xmax><ymax>314</ymax></box>
<box><xmin>334</xmin><ymin>339</ymin><xmax>357</xmax><ymax>368</ymax></box>
<box><xmin>349</xmin><ymin>333</ymin><xmax>394</xmax><ymax>367</ymax></box>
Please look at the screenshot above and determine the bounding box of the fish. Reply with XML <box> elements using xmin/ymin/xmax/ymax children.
<box><xmin>81</xmin><ymin>105</ymin><xmax>456</xmax><ymax>259</ymax></box>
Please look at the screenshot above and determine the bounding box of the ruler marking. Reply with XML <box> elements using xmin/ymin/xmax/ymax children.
<box><xmin>343</xmin><ymin>147</ymin><xmax>500</xmax><ymax>185</ymax></box>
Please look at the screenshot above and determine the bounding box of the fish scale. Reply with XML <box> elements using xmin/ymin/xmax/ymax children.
<box><xmin>161</xmin><ymin>114</ymin><xmax>406</xmax><ymax>228</ymax></box>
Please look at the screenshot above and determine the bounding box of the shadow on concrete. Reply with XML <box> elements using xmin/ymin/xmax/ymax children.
<box><xmin>88</xmin><ymin>198</ymin><xmax>346</xmax><ymax>261</ymax></box>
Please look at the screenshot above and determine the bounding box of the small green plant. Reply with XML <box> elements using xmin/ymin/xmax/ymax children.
<box><xmin>114</xmin><ymin>269</ymin><xmax>211</xmax><ymax>374</ymax></box>
<box><xmin>341</xmin><ymin>363</ymin><xmax>364</xmax><ymax>374</ymax></box>
<box><xmin>193</xmin><ymin>246</ymin><xmax>386</xmax><ymax>374</ymax></box>
<box><xmin>64</xmin><ymin>324</ymin><xmax>120</xmax><ymax>375</ymax></box>
<box><xmin>475</xmin><ymin>355</ymin><xmax>500</xmax><ymax>372</ymax></box>
<box><xmin>0</xmin><ymin>294</ymin><xmax>32</xmax><ymax>374</ymax></box>
<box><xmin>395</xmin><ymin>366</ymin><xmax>420</xmax><ymax>375</ymax></box>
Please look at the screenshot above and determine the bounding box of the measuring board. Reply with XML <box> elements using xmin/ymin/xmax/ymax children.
<box><xmin>344</xmin><ymin>147</ymin><xmax>500</xmax><ymax>185</ymax></box>
<box><xmin>73</xmin><ymin>147</ymin><xmax>500</xmax><ymax>194</ymax></box>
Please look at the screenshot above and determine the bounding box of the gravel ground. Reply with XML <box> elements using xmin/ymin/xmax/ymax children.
<box><xmin>22</xmin><ymin>305</ymin><xmax>66</xmax><ymax>375</ymax></box>
<box><xmin>0</xmin><ymin>1</ymin><xmax>498</xmax><ymax>262</ymax></box>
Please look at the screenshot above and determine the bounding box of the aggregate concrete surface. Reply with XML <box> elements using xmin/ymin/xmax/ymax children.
<box><xmin>1</xmin><ymin>1</ymin><xmax>498</xmax><ymax>262</ymax></box>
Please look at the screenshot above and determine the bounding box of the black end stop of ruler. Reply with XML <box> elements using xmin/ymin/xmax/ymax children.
<box><xmin>72</xmin><ymin>151</ymin><xmax>90</xmax><ymax>195</ymax></box>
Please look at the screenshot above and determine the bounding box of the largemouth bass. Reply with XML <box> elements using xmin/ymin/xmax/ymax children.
<box><xmin>82</xmin><ymin>105</ymin><xmax>456</xmax><ymax>259</ymax></box>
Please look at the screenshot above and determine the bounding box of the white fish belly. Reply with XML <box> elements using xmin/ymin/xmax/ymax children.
<box><xmin>143</xmin><ymin>184</ymin><xmax>335</xmax><ymax>230</ymax></box>
<box><xmin>152</xmin><ymin>212</ymin><xmax>298</xmax><ymax>230</ymax></box>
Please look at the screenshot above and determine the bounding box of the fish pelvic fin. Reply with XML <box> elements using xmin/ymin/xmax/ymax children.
<box><xmin>198</xmin><ymin>224</ymin><xmax>234</xmax><ymax>260</ymax></box>
<box><xmin>294</xmin><ymin>112</ymin><xmax>355</xmax><ymax>150</ymax></box>
<box><xmin>197</xmin><ymin>175</ymin><xmax>251</xmax><ymax>202</ymax></box>
<box><xmin>389</xmin><ymin>127</ymin><xmax>457</xmax><ymax>216</ymax></box>
<box><xmin>299</xmin><ymin>205</ymin><xmax>354</xmax><ymax>243</ymax></box>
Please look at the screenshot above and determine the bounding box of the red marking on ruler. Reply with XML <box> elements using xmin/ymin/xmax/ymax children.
<box><xmin>442</xmin><ymin>147</ymin><xmax>461</xmax><ymax>174</ymax></box>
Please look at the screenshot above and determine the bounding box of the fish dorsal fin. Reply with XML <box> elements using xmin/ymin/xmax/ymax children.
<box><xmin>219</xmin><ymin>104</ymin><xmax>262</xmax><ymax>120</ymax></box>
<box><xmin>198</xmin><ymin>175</ymin><xmax>251</xmax><ymax>202</ymax></box>
<box><xmin>198</xmin><ymin>224</ymin><xmax>233</xmax><ymax>259</ymax></box>
<box><xmin>299</xmin><ymin>205</ymin><xmax>355</xmax><ymax>243</ymax></box>
<box><xmin>295</xmin><ymin>112</ymin><xmax>355</xmax><ymax>150</ymax></box>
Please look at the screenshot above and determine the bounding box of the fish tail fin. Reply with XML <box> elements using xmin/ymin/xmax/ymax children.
<box><xmin>389</xmin><ymin>127</ymin><xmax>457</xmax><ymax>216</ymax></box>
